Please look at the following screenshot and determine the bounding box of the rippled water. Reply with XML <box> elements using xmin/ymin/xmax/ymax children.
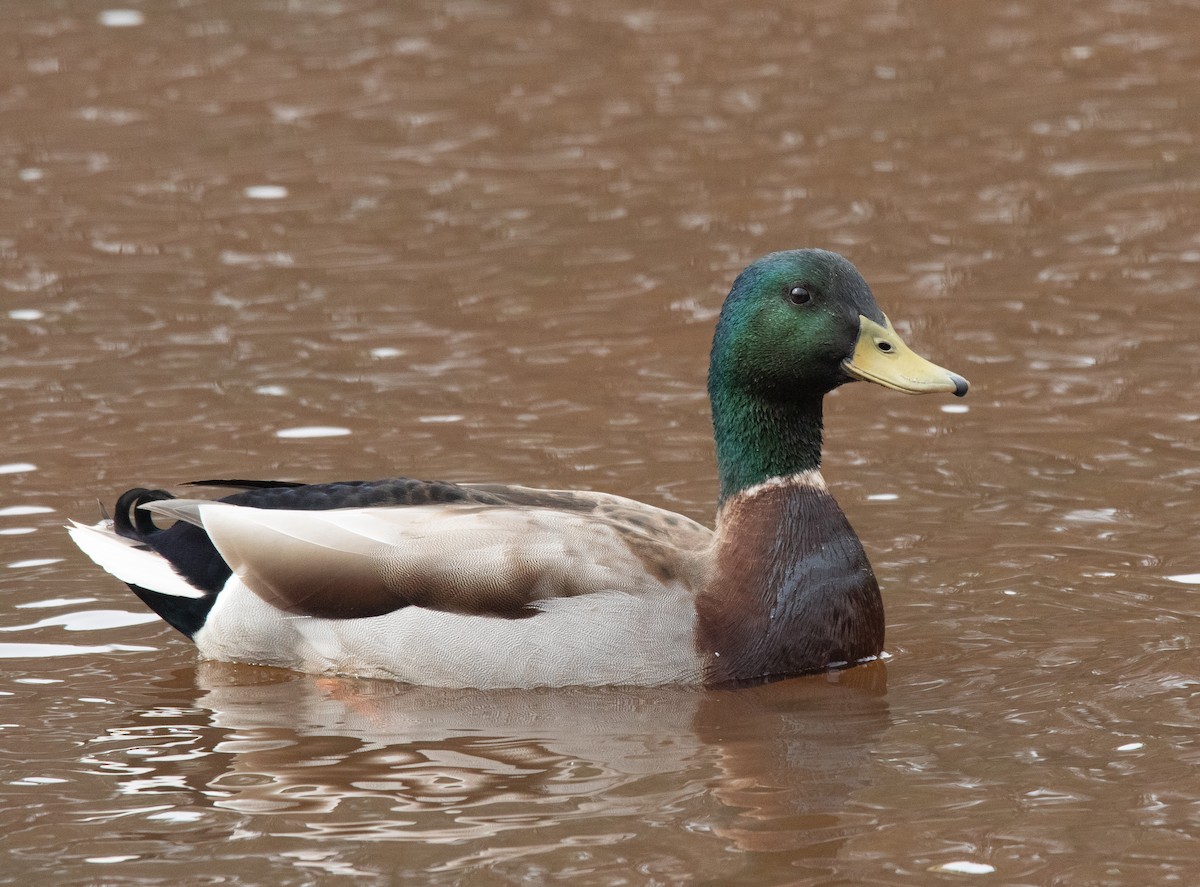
<box><xmin>3</xmin><ymin>1</ymin><xmax>1200</xmax><ymax>884</ymax></box>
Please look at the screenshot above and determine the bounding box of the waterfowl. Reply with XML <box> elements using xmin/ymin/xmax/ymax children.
<box><xmin>68</xmin><ymin>249</ymin><xmax>968</xmax><ymax>688</ymax></box>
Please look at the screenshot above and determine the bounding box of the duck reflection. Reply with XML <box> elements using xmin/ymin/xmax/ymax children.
<box><xmin>694</xmin><ymin>665</ymin><xmax>890</xmax><ymax>853</ymax></box>
<box><xmin>193</xmin><ymin>662</ymin><xmax>708</xmax><ymax>826</ymax></box>
<box><xmin>86</xmin><ymin>661</ymin><xmax>889</xmax><ymax>853</ymax></box>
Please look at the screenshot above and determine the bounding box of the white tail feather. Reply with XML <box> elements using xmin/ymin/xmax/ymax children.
<box><xmin>66</xmin><ymin>521</ymin><xmax>206</xmax><ymax>599</ymax></box>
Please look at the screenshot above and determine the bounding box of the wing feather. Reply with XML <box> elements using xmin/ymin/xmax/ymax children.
<box><xmin>184</xmin><ymin>502</ymin><xmax>703</xmax><ymax>620</ymax></box>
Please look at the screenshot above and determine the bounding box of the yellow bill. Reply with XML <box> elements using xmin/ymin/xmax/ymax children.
<box><xmin>843</xmin><ymin>315</ymin><xmax>969</xmax><ymax>397</ymax></box>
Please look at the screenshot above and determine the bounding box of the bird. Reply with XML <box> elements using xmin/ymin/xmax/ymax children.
<box><xmin>68</xmin><ymin>249</ymin><xmax>968</xmax><ymax>688</ymax></box>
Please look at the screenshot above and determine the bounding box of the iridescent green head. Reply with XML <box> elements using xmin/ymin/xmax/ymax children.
<box><xmin>707</xmin><ymin>250</ymin><xmax>968</xmax><ymax>501</ymax></box>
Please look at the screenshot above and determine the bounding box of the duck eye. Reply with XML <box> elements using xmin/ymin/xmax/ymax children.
<box><xmin>787</xmin><ymin>286</ymin><xmax>812</xmax><ymax>306</ymax></box>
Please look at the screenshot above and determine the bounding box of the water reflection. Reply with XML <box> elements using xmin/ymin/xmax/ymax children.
<box><xmin>82</xmin><ymin>662</ymin><xmax>889</xmax><ymax>856</ymax></box>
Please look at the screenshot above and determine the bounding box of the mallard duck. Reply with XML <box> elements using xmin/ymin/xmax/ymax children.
<box><xmin>69</xmin><ymin>249</ymin><xmax>968</xmax><ymax>688</ymax></box>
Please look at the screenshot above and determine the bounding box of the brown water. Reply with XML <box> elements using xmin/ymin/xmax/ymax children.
<box><xmin>2</xmin><ymin>0</ymin><xmax>1199</xmax><ymax>883</ymax></box>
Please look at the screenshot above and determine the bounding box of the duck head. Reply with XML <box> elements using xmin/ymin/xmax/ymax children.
<box><xmin>709</xmin><ymin>249</ymin><xmax>968</xmax><ymax>401</ymax></box>
<box><xmin>707</xmin><ymin>249</ymin><xmax>968</xmax><ymax>502</ymax></box>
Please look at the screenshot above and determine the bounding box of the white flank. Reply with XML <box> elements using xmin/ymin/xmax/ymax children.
<box><xmin>66</xmin><ymin>521</ymin><xmax>206</xmax><ymax>599</ymax></box>
<box><xmin>195</xmin><ymin>580</ymin><xmax>703</xmax><ymax>689</ymax></box>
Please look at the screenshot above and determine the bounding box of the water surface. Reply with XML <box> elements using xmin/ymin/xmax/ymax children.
<box><xmin>3</xmin><ymin>1</ymin><xmax>1199</xmax><ymax>884</ymax></box>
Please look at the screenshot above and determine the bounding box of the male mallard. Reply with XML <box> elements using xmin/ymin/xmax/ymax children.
<box><xmin>69</xmin><ymin>250</ymin><xmax>968</xmax><ymax>688</ymax></box>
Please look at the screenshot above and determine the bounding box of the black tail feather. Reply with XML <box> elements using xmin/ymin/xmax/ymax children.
<box><xmin>109</xmin><ymin>487</ymin><xmax>228</xmax><ymax>639</ymax></box>
<box><xmin>114</xmin><ymin>488</ymin><xmax>176</xmax><ymax>540</ymax></box>
<box><xmin>126</xmin><ymin>582</ymin><xmax>213</xmax><ymax>639</ymax></box>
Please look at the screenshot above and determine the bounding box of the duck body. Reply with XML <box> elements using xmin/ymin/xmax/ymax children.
<box><xmin>69</xmin><ymin>250</ymin><xmax>967</xmax><ymax>688</ymax></box>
